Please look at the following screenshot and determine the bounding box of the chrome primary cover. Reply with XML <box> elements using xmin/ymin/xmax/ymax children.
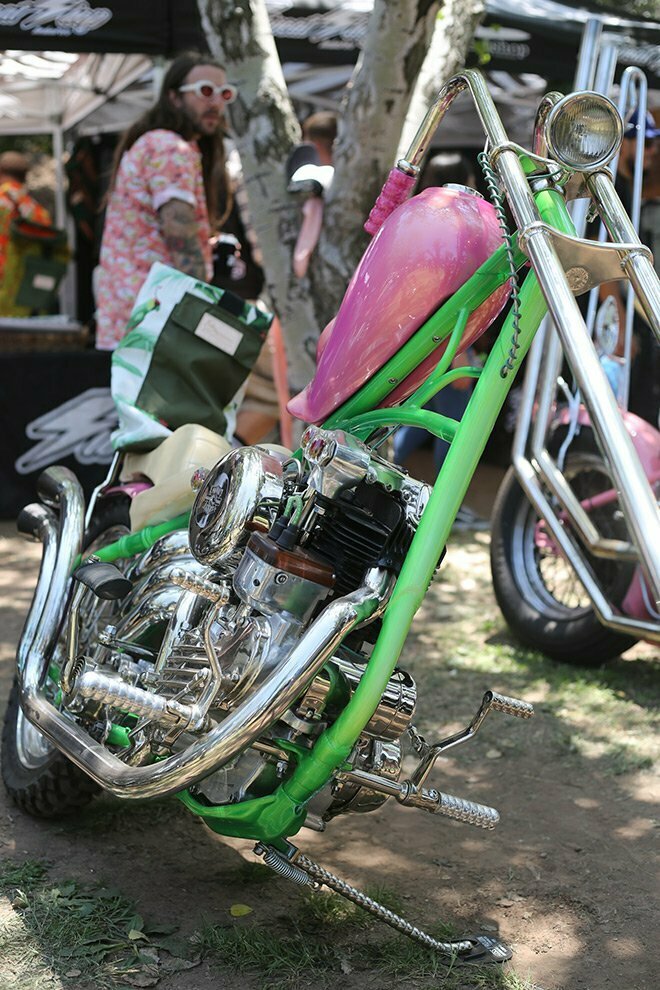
<box><xmin>189</xmin><ymin>448</ymin><xmax>286</xmax><ymax>566</ymax></box>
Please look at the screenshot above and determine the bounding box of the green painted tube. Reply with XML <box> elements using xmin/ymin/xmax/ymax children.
<box><xmin>75</xmin><ymin>512</ymin><xmax>190</xmax><ymax>568</ymax></box>
<box><xmin>347</xmin><ymin>407</ymin><xmax>459</xmax><ymax>442</ymax></box>
<box><xmin>282</xmin><ymin>272</ymin><xmax>548</xmax><ymax>808</ymax></box>
<box><xmin>536</xmin><ymin>187</ymin><xmax>579</xmax><ymax>235</ymax></box>
<box><xmin>106</xmin><ymin>725</ymin><xmax>131</xmax><ymax>748</ymax></box>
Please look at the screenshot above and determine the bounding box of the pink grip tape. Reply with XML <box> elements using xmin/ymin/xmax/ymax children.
<box><xmin>364</xmin><ymin>168</ymin><xmax>417</xmax><ymax>236</ymax></box>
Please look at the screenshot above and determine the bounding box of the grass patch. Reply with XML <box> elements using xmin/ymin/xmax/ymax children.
<box><xmin>197</xmin><ymin>884</ymin><xmax>529</xmax><ymax>990</ymax></box>
<box><xmin>197</xmin><ymin>917</ymin><xmax>531</xmax><ymax>990</ymax></box>
<box><xmin>0</xmin><ymin>858</ymin><xmax>49</xmax><ymax>889</ymax></box>
<box><xmin>406</xmin><ymin>571</ymin><xmax>659</xmax><ymax>780</ymax></box>
<box><xmin>195</xmin><ymin>923</ymin><xmax>334</xmax><ymax>987</ymax></box>
<box><xmin>299</xmin><ymin>881</ymin><xmax>405</xmax><ymax>930</ymax></box>
<box><xmin>0</xmin><ymin>859</ymin><xmax>198</xmax><ymax>989</ymax></box>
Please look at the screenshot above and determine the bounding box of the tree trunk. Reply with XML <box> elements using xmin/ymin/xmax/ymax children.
<box><xmin>397</xmin><ymin>0</ymin><xmax>486</xmax><ymax>158</ymax></box>
<box><xmin>197</xmin><ymin>0</ymin><xmax>484</xmax><ymax>397</ymax></box>
<box><xmin>196</xmin><ymin>0</ymin><xmax>318</xmax><ymax>394</ymax></box>
<box><xmin>311</xmin><ymin>0</ymin><xmax>445</xmax><ymax>329</ymax></box>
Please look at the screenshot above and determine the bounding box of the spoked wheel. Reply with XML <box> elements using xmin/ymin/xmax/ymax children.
<box><xmin>490</xmin><ymin>430</ymin><xmax>638</xmax><ymax>665</ymax></box>
<box><xmin>2</xmin><ymin>499</ymin><xmax>130</xmax><ymax>817</ymax></box>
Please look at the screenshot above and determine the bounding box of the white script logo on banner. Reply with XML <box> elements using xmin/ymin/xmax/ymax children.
<box><xmin>0</xmin><ymin>1</ymin><xmax>112</xmax><ymax>36</ymax></box>
<box><xmin>15</xmin><ymin>387</ymin><xmax>117</xmax><ymax>475</ymax></box>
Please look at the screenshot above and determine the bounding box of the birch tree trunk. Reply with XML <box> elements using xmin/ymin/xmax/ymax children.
<box><xmin>197</xmin><ymin>0</ymin><xmax>485</xmax><ymax>392</ymax></box>
<box><xmin>311</xmin><ymin>0</ymin><xmax>443</xmax><ymax>328</ymax></box>
<box><xmin>397</xmin><ymin>0</ymin><xmax>485</xmax><ymax>159</ymax></box>
<box><xmin>196</xmin><ymin>0</ymin><xmax>318</xmax><ymax>394</ymax></box>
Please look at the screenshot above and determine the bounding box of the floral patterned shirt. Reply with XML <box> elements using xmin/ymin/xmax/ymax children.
<box><xmin>95</xmin><ymin>129</ymin><xmax>212</xmax><ymax>350</ymax></box>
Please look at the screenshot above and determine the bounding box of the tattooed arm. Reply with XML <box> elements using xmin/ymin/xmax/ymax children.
<box><xmin>158</xmin><ymin>199</ymin><xmax>206</xmax><ymax>279</ymax></box>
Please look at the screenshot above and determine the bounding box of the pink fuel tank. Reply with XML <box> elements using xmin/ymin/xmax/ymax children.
<box><xmin>288</xmin><ymin>185</ymin><xmax>511</xmax><ymax>425</ymax></box>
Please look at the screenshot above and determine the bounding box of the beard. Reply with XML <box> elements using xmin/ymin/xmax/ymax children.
<box><xmin>182</xmin><ymin>102</ymin><xmax>222</xmax><ymax>139</ymax></box>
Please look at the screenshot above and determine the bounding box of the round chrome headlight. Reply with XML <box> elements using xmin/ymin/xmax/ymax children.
<box><xmin>189</xmin><ymin>447</ymin><xmax>286</xmax><ymax>565</ymax></box>
<box><xmin>545</xmin><ymin>92</ymin><xmax>622</xmax><ymax>171</ymax></box>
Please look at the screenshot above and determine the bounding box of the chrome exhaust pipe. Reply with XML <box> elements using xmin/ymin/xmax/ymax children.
<box><xmin>17</xmin><ymin>473</ymin><xmax>391</xmax><ymax>799</ymax></box>
<box><xmin>16</xmin><ymin>502</ymin><xmax>59</xmax><ymax>677</ymax></box>
<box><xmin>17</xmin><ymin>467</ymin><xmax>85</xmax><ymax>690</ymax></box>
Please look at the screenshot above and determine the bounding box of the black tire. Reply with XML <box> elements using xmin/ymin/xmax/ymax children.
<box><xmin>490</xmin><ymin>430</ymin><xmax>638</xmax><ymax>665</ymax></box>
<box><xmin>1</xmin><ymin>498</ymin><xmax>130</xmax><ymax>817</ymax></box>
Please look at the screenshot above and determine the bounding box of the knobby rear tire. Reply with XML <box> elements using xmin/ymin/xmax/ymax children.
<box><xmin>1</xmin><ymin>498</ymin><xmax>130</xmax><ymax>817</ymax></box>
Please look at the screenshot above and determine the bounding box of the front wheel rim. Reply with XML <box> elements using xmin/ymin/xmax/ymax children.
<box><xmin>511</xmin><ymin>453</ymin><xmax>630</xmax><ymax>619</ymax></box>
<box><xmin>15</xmin><ymin>707</ymin><xmax>55</xmax><ymax>770</ymax></box>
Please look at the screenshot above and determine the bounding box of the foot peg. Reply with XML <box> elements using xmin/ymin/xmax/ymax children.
<box><xmin>430</xmin><ymin>790</ymin><xmax>500</xmax><ymax>828</ymax></box>
<box><xmin>487</xmin><ymin>690</ymin><xmax>534</xmax><ymax>719</ymax></box>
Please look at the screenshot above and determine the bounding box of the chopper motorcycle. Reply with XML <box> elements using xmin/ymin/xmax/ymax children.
<box><xmin>3</xmin><ymin>71</ymin><xmax>659</xmax><ymax>964</ymax></box>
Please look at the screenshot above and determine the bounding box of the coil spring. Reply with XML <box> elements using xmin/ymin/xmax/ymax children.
<box><xmin>255</xmin><ymin>844</ymin><xmax>313</xmax><ymax>887</ymax></box>
<box><xmin>61</xmin><ymin>655</ymin><xmax>86</xmax><ymax>696</ymax></box>
<box><xmin>478</xmin><ymin>150</ymin><xmax>522</xmax><ymax>378</ymax></box>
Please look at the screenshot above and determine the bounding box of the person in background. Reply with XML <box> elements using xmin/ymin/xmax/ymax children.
<box><xmin>597</xmin><ymin>108</ymin><xmax>659</xmax><ymax>425</ymax></box>
<box><xmin>95</xmin><ymin>51</ymin><xmax>236</xmax><ymax>350</ymax></box>
<box><xmin>301</xmin><ymin>111</ymin><xmax>337</xmax><ymax>166</ymax></box>
<box><xmin>0</xmin><ymin>151</ymin><xmax>51</xmax><ymax>290</ymax></box>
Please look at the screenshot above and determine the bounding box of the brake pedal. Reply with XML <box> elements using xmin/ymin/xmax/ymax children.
<box><xmin>409</xmin><ymin>689</ymin><xmax>534</xmax><ymax>787</ymax></box>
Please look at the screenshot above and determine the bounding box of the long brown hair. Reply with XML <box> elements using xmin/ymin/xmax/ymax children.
<box><xmin>108</xmin><ymin>52</ymin><xmax>232</xmax><ymax>227</ymax></box>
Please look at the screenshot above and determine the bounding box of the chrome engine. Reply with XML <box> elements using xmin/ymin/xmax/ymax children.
<box><xmin>60</xmin><ymin>428</ymin><xmax>429</xmax><ymax>821</ymax></box>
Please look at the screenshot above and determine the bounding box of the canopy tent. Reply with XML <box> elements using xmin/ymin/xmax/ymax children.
<box><xmin>1</xmin><ymin>1</ymin><xmax>658</xmax><ymax>145</ymax></box>
<box><xmin>0</xmin><ymin>52</ymin><xmax>153</xmax><ymax>137</ymax></box>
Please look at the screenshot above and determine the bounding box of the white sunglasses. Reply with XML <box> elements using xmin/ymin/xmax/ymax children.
<box><xmin>178</xmin><ymin>79</ymin><xmax>237</xmax><ymax>104</ymax></box>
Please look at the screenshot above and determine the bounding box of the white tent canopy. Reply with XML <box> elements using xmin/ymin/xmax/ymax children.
<box><xmin>0</xmin><ymin>51</ymin><xmax>154</xmax><ymax>224</ymax></box>
<box><xmin>0</xmin><ymin>51</ymin><xmax>153</xmax><ymax>134</ymax></box>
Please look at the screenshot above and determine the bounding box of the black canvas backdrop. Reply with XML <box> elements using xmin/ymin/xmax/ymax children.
<box><xmin>0</xmin><ymin>2</ymin><xmax>205</xmax><ymax>55</ymax></box>
<box><xmin>0</xmin><ymin>2</ymin><xmax>657</xmax><ymax>83</ymax></box>
<box><xmin>0</xmin><ymin>350</ymin><xmax>114</xmax><ymax>517</ymax></box>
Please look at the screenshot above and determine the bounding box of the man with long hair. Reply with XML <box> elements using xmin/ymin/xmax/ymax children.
<box><xmin>95</xmin><ymin>52</ymin><xmax>236</xmax><ymax>350</ymax></box>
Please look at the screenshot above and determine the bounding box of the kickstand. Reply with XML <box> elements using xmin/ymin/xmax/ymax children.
<box><xmin>254</xmin><ymin>843</ymin><xmax>512</xmax><ymax>965</ymax></box>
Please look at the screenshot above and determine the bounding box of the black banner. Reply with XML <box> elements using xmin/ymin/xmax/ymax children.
<box><xmin>0</xmin><ymin>2</ymin><xmax>657</xmax><ymax>85</ymax></box>
<box><xmin>0</xmin><ymin>1</ymin><xmax>205</xmax><ymax>56</ymax></box>
<box><xmin>0</xmin><ymin>349</ymin><xmax>116</xmax><ymax>518</ymax></box>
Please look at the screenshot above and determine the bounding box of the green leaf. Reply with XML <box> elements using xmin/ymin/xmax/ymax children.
<box><xmin>229</xmin><ymin>903</ymin><xmax>253</xmax><ymax>917</ymax></box>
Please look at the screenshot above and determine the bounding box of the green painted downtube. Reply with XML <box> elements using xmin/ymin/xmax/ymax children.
<box><xmin>281</xmin><ymin>272</ymin><xmax>548</xmax><ymax>810</ymax></box>
<box><xmin>178</xmin><ymin>272</ymin><xmax>548</xmax><ymax>842</ymax></box>
<box><xmin>75</xmin><ymin>512</ymin><xmax>190</xmax><ymax>568</ymax></box>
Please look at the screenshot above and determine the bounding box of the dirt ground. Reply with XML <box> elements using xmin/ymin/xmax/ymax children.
<box><xmin>0</xmin><ymin>514</ymin><xmax>658</xmax><ymax>990</ymax></box>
